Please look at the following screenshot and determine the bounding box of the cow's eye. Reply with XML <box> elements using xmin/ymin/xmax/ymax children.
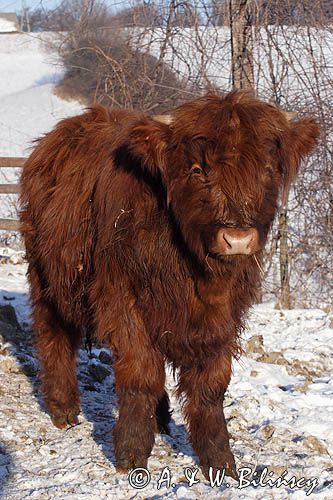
<box><xmin>191</xmin><ymin>164</ymin><xmax>203</xmax><ymax>175</ymax></box>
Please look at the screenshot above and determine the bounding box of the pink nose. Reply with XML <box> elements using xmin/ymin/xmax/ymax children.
<box><xmin>216</xmin><ymin>227</ymin><xmax>259</xmax><ymax>255</ymax></box>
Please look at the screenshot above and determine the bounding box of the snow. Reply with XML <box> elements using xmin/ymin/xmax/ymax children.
<box><xmin>0</xmin><ymin>19</ymin><xmax>17</xmax><ymax>33</ymax></box>
<box><xmin>0</xmin><ymin>32</ymin><xmax>82</xmax><ymax>159</ymax></box>
<box><xmin>0</xmin><ymin>256</ymin><xmax>332</xmax><ymax>499</ymax></box>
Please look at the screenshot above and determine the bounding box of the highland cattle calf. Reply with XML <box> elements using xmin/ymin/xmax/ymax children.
<box><xmin>20</xmin><ymin>91</ymin><xmax>319</xmax><ymax>478</ymax></box>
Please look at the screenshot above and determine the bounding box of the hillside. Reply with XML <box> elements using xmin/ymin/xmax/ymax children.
<box><xmin>0</xmin><ymin>32</ymin><xmax>82</xmax><ymax>161</ymax></box>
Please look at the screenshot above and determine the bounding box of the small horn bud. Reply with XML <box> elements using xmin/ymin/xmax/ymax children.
<box><xmin>153</xmin><ymin>114</ymin><xmax>174</xmax><ymax>125</ymax></box>
<box><xmin>283</xmin><ymin>111</ymin><xmax>297</xmax><ymax>121</ymax></box>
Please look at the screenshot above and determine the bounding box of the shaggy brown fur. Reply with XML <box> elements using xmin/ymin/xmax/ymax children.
<box><xmin>20</xmin><ymin>91</ymin><xmax>319</xmax><ymax>479</ymax></box>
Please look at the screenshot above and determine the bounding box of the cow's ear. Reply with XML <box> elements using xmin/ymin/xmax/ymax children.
<box><xmin>128</xmin><ymin>119</ymin><xmax>171</xmax><ymax>179</ymax></box>
<box><xmin>278</xmin><ymin>117</ymin><xmax>319</xmax><ymax>191</ymax></box>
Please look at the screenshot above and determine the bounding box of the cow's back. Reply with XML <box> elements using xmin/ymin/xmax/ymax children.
<box><xmin>20</xmin><ymin>106</ymin><xmax>143</xmax><ymax>325</ymax></box>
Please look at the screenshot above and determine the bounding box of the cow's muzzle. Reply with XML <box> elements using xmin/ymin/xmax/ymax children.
<box><xmin>215</xmin><ymin>227</ymin><xmax>260</xmax><ymax>255</ymax></box>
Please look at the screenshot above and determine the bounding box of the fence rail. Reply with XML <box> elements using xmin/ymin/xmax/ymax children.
<box><xmin>0</xmin><ymin>184</ymin><xmax>21</xmax><ymax>194</ymax></box>
<box><xmin>0</xmin><ymin>156</ymin><xmax>25</xmax><ymax>231</ymax></box>
<box><xmin>0</xmin><ymin>218</ymin><xmax>21</xmax><ymax>231</ymax></box>
<box><xmin>0</xmin><ymin>157</ymin><xmax>26</xmax><ymax>168</ymax></box>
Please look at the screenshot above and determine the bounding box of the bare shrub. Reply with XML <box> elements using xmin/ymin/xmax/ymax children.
<box><xmin>56</xmin><ymin>2</ymin><xmax>190</xmax><ymax>112</ymax></box>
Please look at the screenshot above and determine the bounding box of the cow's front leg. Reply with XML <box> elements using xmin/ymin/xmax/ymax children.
<box><xmin>96</xmin><ymin>298</ymin><xmax>164</xmax><ymax>470</ymax></box>
<box><xmin>179</xmin><ymin>353</ymin><xmax>238</xmax><ymax>480</ymax></box>
<box><xmin>113</xmin><ymin>386</ymin><xmax>162</xmax><ymax>471</ymax></box>
<box><xmin>113</xmin><ymin>349</ymin><xmax>165</xmax><ymax>471</ymax></box>
<box><xmin>113</xmin><ymin>348</ymin><xmax>165</xmax><ymax>470</ymax></box>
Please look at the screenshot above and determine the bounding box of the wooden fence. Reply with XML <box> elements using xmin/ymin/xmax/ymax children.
<box><xmin>0</xmin><ymin>157</ymin><xmax>26</xmax><ymax>231</ymax></box>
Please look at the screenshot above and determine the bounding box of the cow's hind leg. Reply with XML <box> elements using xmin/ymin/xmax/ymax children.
<box><xmin>179</xmin><ymin>353</ymin><xmax>238</xmax><ymax>480</ymax></box>
<box><xmin>32</xmin><ymin>297</ymin><xmax>81</xmax><ymax>429</ymax></box>
<box><xmin>22</xmin><ymin>212</ymin><xmax>82</xmax><ymax>428</ymax></box>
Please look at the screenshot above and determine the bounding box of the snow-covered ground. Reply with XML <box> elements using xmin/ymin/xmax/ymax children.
<box><xmin>0</xmin><ymin>255</ymin><xmax>332</xmax><ymax>499</ymax></box>
<box><xmin>0</xmin><ymin>32</ymin><xmax>82</xmax><ymax>160</ymax></box>
<box><xmin>0</xmin><ymin>17</ymin><xmax>17</xmax><ymax>33</ymax></box>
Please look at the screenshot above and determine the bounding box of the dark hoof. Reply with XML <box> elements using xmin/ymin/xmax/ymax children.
<box><xmin>51</xmin><ymin>410</ymin><xmax>79</xmax><ymax>429</ymax></box>
<box><xmin>116</xmin><ymin>454</ymin><xmax>148</xmax><ymax>472</ymax></box>
<box><xmin>156</xmin><ymin>392</ymin><xmax>172</xmax><ymax>435</ymax></box>
<box><xmin>157</xmin><ymin>421</ymin><xmax>171</xmax><ymax>435</ymax></box>
<box><xmin>201</xmin><ymin>450</ymin><xmax>238</xmax><ymax>481</ymax></box>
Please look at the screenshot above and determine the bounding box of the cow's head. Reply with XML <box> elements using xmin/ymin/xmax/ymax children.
<box><xmin>129</xmin><ymin>91</ymin><xmax>319</xmax><ymax>262</ymax></box>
